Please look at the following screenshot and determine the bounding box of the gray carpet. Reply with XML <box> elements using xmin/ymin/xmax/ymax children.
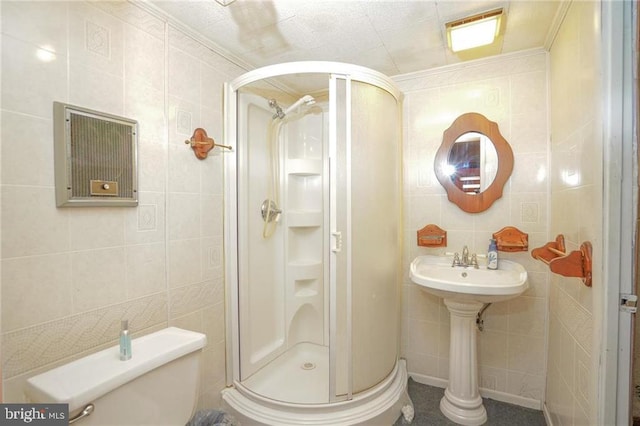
<box><xmin>394</xmin><ymin>378</ymin><xmax>546</xmax><ymax>426</ymax></box>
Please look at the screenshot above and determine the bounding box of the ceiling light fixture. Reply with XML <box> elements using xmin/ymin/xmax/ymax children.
<box><xmin>446</xmin><ymin>9</ymin><xmax>503</xmax><ymax>53</ymax></box>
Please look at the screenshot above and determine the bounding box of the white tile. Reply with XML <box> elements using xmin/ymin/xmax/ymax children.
<box><xmin>168</xmin><ymin>238</ymin><xmax>201</xmax><ymax>288</ymax></box>
<box><xmin>408</xmin><ymin>284</ymin><xmax>440</xmax><ymax>323</ymax></box>
<box><xmin>1</xmin><ymin>1</ymin><xmax>68</xmax><ymax>53</ymax></box>
<box><xmin>438</xmin><ymin>322</ymin><xmax>450</xmax><ymax>359</ymax></box>
<box><xmin>170</xmin><ymin>310</ymin><xmax>203</xmax><ymax>334</ymax></box>
<box><xmin>405</xmin><ymin>352</ymin><xmax>439</xmax><ymax>378</ymax></box>
<box><xmin>69</xmin><ymin>63</ymin><xmax>124</xmax><ymax>116</ymax></box>
<box><xmin>407</xmin><ymin>195</ymin><xmax>442</xmax><ymax>232</ymax></box>
<box><xmin>1</xmin><ymin>186</ymin><xmax>69</xmax><ymax>258</ymax></box>
<box><xmin>168</xmin><ymin>47</ymin><xmax>201</xmax><ymax>104</ymax></box>
<box><xmin>168</xmin><ymin>144</ymin><xmax>201</xmax><ymax>193</ymax></box>
<box><xmin>511</xmin><ymin>71</ymin><xmax>547</xmax><ymax>117</ymax></box>
<box><xmin>507</xmin><ymin>334</ymin><xmax>545</xmax><ymax>374</ymax></box>
<box><xmin>169</xmin><ymin>96</ymin><xmax>201</xmax><ymax>146</ymax></box>
<box><xmin>125</xmin><ymin>25</ymin><xmax>165</xmax><ymax>91</ymax></box>
<box><xmin>169</xmin><ymin>279</ymin><xmax>218</xmax><ymax>317</ymax></box>
<box><xmin>68</xmin><ymin>208</ymin><xmax>125</xmax><ymax>251</ymax></box>
<box><xmin>511</xmin><ymin>152</ymin><xmax>548</xmax><ymax>193</ymax></box>
<box><xmin>478</xmin><ymin>365</ymin><xmax>507</xmax><ymax>392</ymax></box>
<box><xmin>200</xmin><ymin>149</ymin><xmax>224</xmax><ymax>195</ymax></box>
<box><xmin>2</xmin><ymin>35</ymin><xmax>68</xmax><ymax>119</ymax></box>
<box><xmin>2</xmin><ymin>254</ymin><xmax>73</xmax><ymax>331</ymax></box>
<box><xmin>68</xmin><ymin>2</ymin><xmax>125</xmax><ymax>78</ymax></box>
<box><xmin>125</xmin><ymin>242</ymin><xmax>166</xmax><ymax>298</ymax></box>
<box><xmin>203</xmin><ymin>302</ymin><xmax>226</xmax><ymax>345</ymax></box>
<box><xmin>478</xmin><ymin>330</ymin><xmax>508</xmax><ymax>369</ymax></box>
<box><xmin>125</xmin><ymin>191</ymin><xmax>165</xmax><ymax>245</ymax></box>
<box><xmin>573</xmin><ymin>342</ymin><xmax>591</xmax><ymax>414</ymax></box>
<box><xmin>407</xmin><ymin>319</ymin><xmax>438</xmax><ymax>357</ymax></box>
<box><xmin>510</xmin><ymin>112</ymin><xmax>548</xmax><ymax>154</ymax></box>
<box><xmin>479</xmin><ymin>301</ymin><xmax>508</xmax><ymax>333</ymax></box>
<box><xmin>507</xmin><ymin>296</ymin><xmax>546</xmax><ymax>336</ymax></box>
<box><xmin>523</xmin><ymin>271</ymin><xmax>549</xmax><ymax>298</ymax></box>
<box><xmin>202</xmin><ymin>236</ymin><xmax>223</xmax><ymax>281</ymax></box>
<box><xmin>137</xmin><ymin>140</ymin><xmax>168</xmax><ymax>193</ymax></box>
<box><xmin>1</xmin><ymin>112</ymin><xmax>55</xmax><ymax>187</ymax></box>
<box><xmin>200</xmin><ymin>63</ymin><xmax>225</xmax><ymax>111</ymax></box>
<box><xmin>506</xmin><ymin>371</ymin><xmax>544</xmax><ymax>401</ymax></box>
<box><xmin>71</xmin><ymin>247</ymin><xmax>126</xmax><ymax>312</ymax></box>
<box><xmin>124</xmin><ymin>84</ymin><xmax>166</xmax><ymax>145</ymax></box>
<box><xmin>2</xmin><ymin>293</ymin><xmax>168</xmax><ymax>378</ymax></box>
<box><xmin>168</xmin><ymin>192</ymin><xmax>200</xmax><ymax>240</ymax></box>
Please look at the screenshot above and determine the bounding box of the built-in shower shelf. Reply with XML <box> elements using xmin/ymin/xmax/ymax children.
<box><xmin>294</xmin><ymin>287</ymin><xmax>319</xmax><ymax>298</ymax></box>
<box><xmin>288</xmin><ymin>210</ymin><xmax>322</xmax><ymax>227</ymax></box>
<box><xmin>288</xmin><ymin>261</ymin><xmax>322</xmax><ymax>280</ymax></box>
<box><xmin>287</xmin><ymin>159</ymin><xmax>322</xmax><ymax>176</ymax></box>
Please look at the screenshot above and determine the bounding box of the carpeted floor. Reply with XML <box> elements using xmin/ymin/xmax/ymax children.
<box><xmin>394</xmin><ymin>378</ymin><xmax>547</xmax><ymax>426</ymax></box>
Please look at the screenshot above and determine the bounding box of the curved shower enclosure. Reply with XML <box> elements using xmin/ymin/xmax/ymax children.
<box><xmin>222</xmin><ymin>62</ymin><xmax>410</xmax><ymax>425</ymax></box>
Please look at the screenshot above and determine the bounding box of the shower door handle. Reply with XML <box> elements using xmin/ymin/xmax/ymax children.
<box><xmin>332</xmin><ymin>231</ymin><xmax>342</xmax><ymax>253</ymax></box>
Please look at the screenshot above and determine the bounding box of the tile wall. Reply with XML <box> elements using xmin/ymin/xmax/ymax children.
<box><xmin>1</xmin><ymin>1</ymin><xmax>244</xmax><ymax>409</ymax></box>
<box><xmin>546</xmin><ymin>1</ymin><xmax>601</xmax><ymax>424</ymax></box>
<box><xmin>393</xmin><ymin>50</ymin><xmax>550</xmax><ymax>407</ymax></box>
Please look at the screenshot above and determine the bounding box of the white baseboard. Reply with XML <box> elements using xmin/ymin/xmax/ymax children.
<box><xmin>409</xmin><ymin>372</ymin><xmax>542</xmax><ymax>411</ymax></box>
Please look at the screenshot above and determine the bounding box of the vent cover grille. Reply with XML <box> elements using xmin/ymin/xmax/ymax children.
<box><xmin>54</xmin><ymin>102</ymin><xmax>138</xmax><ymax>207</ymax></box>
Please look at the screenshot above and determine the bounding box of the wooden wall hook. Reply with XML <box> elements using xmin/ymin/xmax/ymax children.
<box><xmin>531</xmin><ymin>234</ymin><xmax>592</xmax><ymax>287</ymax></box>
<box><xmin>185</xmin><ymin>128</ymin><xmax>232</xmax><ymax>160</ymax></box>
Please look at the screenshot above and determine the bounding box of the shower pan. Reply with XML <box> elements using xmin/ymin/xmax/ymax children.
<box><xmin>222</xmin><ymin>62</ymin><xmax>411</xmax><ymax>425</ymax></box>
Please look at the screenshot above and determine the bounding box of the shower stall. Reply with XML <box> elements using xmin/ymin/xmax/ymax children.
<box><xmin>222</xmin><ymin>62</ymin><xmax>410</xmax><ymax>425</ymax></box>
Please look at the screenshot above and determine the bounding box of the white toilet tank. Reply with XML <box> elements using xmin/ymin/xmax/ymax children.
<box><xmin>25</xmin><ymin>327</ymin><xmax>207</xmax><ymax>426</ymax></box>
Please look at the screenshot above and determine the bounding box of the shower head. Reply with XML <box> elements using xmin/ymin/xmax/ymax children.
<box><xmin>268</xmin><ymin>98</ymin><xmax>285</xmax><ymax>120</ymax></box>
<box><xmin>283</xmin><ymin>95</ymin><xmax>316</xmax><ymax>116</ymax></box>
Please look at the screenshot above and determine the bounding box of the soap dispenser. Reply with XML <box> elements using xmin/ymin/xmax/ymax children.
<box><xmin>487</xmin><ymin>239</ymin><xmax>498</xmax><ymax>270</ymax></box>
<box><xmin>119</xmin><ymin>319</ymin><xmax>132</xmax><ymax>361</ymax></box>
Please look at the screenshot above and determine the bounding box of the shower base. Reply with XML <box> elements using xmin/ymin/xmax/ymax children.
<box><xmin>222</xmin><ymin>358</ymin><xmax>411</xmax><ymax>426</ymax></box>
<box><xmin>242</xmin><ymin>342</ymin><xmax>329</xmax><ymax>404</ymax></box>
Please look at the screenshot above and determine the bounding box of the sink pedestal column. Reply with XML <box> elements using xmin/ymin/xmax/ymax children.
<box><xmin>440</xmin><ymin>299</ymin><xmax>487</xmax><ymax>426</ymax></box>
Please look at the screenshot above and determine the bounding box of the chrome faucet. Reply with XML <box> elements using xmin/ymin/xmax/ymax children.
<box><xmin>461</xmin><ymin>246</ymin><xmax>469</xmax><ymax>266</ymax></box>
<box><xmin>470</xmin><ymin>253</ymin><xmax>479</xmax><ymax>269</ymax></box>
<box><xmin>452</xmin><ymin>246</ymin><xmax>478</xmax><ymax>268</ymax></box>
<box><xmin>452</xmin><ymin>252</ymin><xmax>461</xmax><ymax>267</ymax></box>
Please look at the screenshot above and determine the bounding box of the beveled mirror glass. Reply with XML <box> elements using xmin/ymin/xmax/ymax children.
<box><xmin>434</xmin><ymin>113</ymin><xmax>513</xmax><ymax>213</ymax></box>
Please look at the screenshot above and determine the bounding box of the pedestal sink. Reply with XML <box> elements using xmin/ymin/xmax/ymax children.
<box><xmin>409</xmin><ymin>255</ymin><xmax>528</xmax><ymax>426</ymax></box>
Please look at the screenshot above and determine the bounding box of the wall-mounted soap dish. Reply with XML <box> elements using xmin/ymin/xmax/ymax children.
<box><xmin>417</xmin><ymin>224</ymin><xmax>447</xmax><ymax>248</ymax></box>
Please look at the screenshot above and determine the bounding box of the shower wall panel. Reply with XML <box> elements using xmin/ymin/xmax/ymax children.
<box><xmin>237</xmin><ymin>95</ymin><xmax>286</xmax><ymax>379</ymax></box>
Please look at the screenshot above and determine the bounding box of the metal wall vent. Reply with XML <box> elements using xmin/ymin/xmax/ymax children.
<box><xmin>54</xmin><ymin>102</ymin><xmax>138</xmax><ymax>207</ymax></box>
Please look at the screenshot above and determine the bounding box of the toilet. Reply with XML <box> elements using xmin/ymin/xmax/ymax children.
<box><xmin>25</xmin><ymin>327</ymin><xmax>207</xmax><ymax>426</ymax></box>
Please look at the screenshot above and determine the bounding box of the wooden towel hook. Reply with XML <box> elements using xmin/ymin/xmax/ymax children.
<box><xmin>531</xmin><ymin>234</ymin><xmax>592</xmax><ymax>287</ymax></box>
<box><xmin>185</xmin><ymin>128</ymin><xmax>232</xmax><ymax>160</ymax></box>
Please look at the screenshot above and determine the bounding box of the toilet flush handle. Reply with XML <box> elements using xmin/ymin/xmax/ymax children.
<box><xmin>69</xmin><ymin>403</ymin><xmax>94</xmax><ymax>424</ymax></box>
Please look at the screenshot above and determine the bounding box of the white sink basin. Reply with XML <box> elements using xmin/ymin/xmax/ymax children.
<box><xmin>410</xmin><ymin>255</ymin><xmax>528</xmax><ymax>303</ymax></box>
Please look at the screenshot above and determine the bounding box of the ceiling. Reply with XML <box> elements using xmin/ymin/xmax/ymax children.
<box><xmin>149</xmin><ymin>0</ymin><xmax>562</xmax><ymax>92</ymax></box>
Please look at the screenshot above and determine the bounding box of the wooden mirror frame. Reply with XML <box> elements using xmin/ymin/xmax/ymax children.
<box><xmin>434</xmin><ymin>112</ymin><xmax>514</xmax><ymax>213</ymax></box>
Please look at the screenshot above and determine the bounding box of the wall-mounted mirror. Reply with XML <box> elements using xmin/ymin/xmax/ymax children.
<box><xmin>434</xmin><ymin>113</ymin><xmax>513</xmax><ymax>213</ymax></box>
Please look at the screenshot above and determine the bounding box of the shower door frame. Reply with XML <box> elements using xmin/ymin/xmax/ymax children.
<box><xmin>223</xmin><ymin>62</ymin><xmax>402</xmax><ymax>402</ymax></box>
